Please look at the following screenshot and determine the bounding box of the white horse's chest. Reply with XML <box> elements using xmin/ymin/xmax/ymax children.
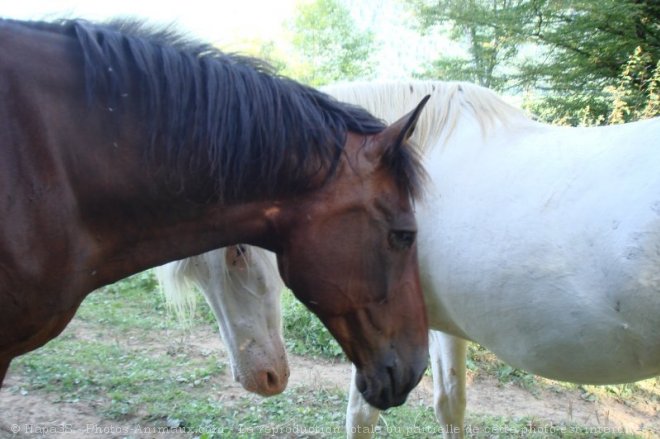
<box><xmin>419</xmin><ymin>118</ymin><xmax>660</xmax><ymax>382</ymax></box>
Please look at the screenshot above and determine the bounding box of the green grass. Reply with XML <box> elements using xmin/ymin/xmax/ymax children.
<box><xmin>465</xmin><ymin>341</ymin><xmax>660</xmax><ymax>406</ymax></box>
<box><xmin>465</xmin><ymin>343</ymin><xmax>542</xmax><ymax>394</ymax></box>
<box><xmin>370</xmin><ymin>408</ymin><xmax>644</xmax><ymax>439</ymax></box>
<box><xmin>7</xmin><ymin>272</ymin><xmax>657</xmax><ymax>438</ymax></box>
<box><xmin>13</xmin><ymin>273</ymin><xmax>227</xmax><ymax>422</ymax></box>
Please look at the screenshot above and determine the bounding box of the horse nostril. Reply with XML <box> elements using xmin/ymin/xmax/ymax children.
<box><xmin>257</xmin><ymin>369</ymin><xmax>285</xmax><ymax>396</ymax></box>
<box><xmin>266</xmin><ymin>370</ymin><xmax>278</xmax><ymax>388</ymax></box>
<box><xmin>385</xmin><ymin>365</ymin><xmax>397</xmax><ymax>401</ymax></box>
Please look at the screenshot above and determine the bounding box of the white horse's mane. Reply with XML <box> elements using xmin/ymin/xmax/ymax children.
<box><xmin>157</xmin><ymin>255</ymin><xmax>209</xmax><ymax>325</ymax></box>
<box><xmin>323</xmin><ymin>80</ymin><xmax>534</xmax><ymax>151</ymax></box>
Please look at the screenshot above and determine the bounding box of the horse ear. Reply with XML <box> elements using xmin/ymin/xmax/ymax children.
<box><xmin>390</xmin><ymin>94</ymin><xmax>430</xmax><ymax>147</ymax></box>
<box><xmin>368</xmin><ymin>95</ymin><xmax>430</xmax><ymax>161</ymax></box>
<box><xmin>225</xmin><ymin>244</ymin><xmax>249</xmax><ymax>269</ymax></box>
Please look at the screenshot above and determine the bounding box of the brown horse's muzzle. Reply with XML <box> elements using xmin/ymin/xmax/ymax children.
<box><xmin>353</xmin><ymin>343</ymin><xmax>428</xmax><ymax>409</ymax></box>
<box><xmin>322</xmin><ymin>304</ymin><xmax>429</xmax><ymax>410</ymax></box>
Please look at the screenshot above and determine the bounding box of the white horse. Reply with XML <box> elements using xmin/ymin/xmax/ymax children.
<box><xmin>321</xmin><ymin>81</ymin><xmax>660</xmax><ymax>438</ymax></box>
<box><xmin>156</xmin><ymin>244</ymin><xmax>289</xmax><ymax>396</ymax></box>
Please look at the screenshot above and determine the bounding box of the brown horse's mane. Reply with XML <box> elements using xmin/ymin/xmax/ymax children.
<box><xmin>6</xmin><ymin>18</ymin><xmax>424</xmax><ymax>203</ymax></box>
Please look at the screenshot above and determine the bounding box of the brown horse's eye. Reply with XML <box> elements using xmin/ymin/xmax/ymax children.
<box><xmin>388</xmin><ymin>230</ymin><xmax>416</xmax><ymax>250</ymax></box>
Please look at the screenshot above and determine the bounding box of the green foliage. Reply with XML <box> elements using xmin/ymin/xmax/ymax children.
<box><xmin>466</xmin><ymin>342</ymin><xmax>538</xmax><ymax>392</ymax></box>
<box><xmin>281</xmin><ymin>289</ymin><xmax>345</xmax><ymax>359</ymax></box>
<box><xmin>108</xmin><ymin>270</ymin><xmax>159</xmax><ymax>295</ymax></box>
<box><xmin>411</xmin><ymin>0</ymin><xmax>660</xmax><ymax>124</ymax></box>
<box><xmin>517</xmin><ymin>2</ymin><xmax>659</xmax><ymax>87</ymax></box>
<box><xmin>517</xmin><ymin>0</ymin><xmax>660</xmax><ymax>125</ymax></box>
<box><xmin>77</xmin><ymin>270</ymin><xmax>172</xmax><ymax>331</ymax></box>
<box><xmin>526</xmin><ymin>46</ymin><xmax>660</xmax><ymax>125</ymax></box>
<box><xmin>412</xmin><ymin>0</ymin><xmax>528</xmax><ymax>90</ymax></box>
<box><xmin>606</xmin><ymin>47</ymin><xmax>660</xmax><ymax>124</ymax></box>
<box><xmin>290</xmin><ymin>0</ymin><xmax>376</xmax><ymax>85</ymax></box>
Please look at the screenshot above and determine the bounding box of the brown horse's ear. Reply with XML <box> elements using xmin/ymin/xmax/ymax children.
<box><xmin>391</xmin><ymin>94</ymin><xmax>430</xmax><ymax>148</ymax></box>
<box><xmin>366</xmin><ymin>95</ymin><xmax>430</xmax><ymax>161</ymax></box>
<box><xmin>225</xmin><ymin>244</ymin><xmax>249</xmax><ymax>269</ymax></box>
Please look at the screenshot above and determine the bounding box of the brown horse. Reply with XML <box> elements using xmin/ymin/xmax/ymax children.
<box><xmin>0</xmin><ymin>19</ymin><xmax>429</xmax><ymax>409</ymax></box>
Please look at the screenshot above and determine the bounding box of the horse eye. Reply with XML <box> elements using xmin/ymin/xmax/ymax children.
<box><xmin>388</xmin><ymin>230</ymin><xmax>416</xmax><ymax>251</ymax></box>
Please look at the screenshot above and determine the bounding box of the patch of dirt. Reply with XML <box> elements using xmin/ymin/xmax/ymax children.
<box><xmin>280</xmin><ymin>357</ymin><xmax>658</xmax><ymax>437</ymax></box>
<box><xmin>0</xmin><ymin>321</ymin><xmax>657</xmax><ymax>438</ymax></box>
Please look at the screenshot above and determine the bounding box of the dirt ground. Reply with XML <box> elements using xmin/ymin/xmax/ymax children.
<box><xmin>0</xmin><ymin>323</ymin><xmax>657</xmax><ymax>438</ymax></box>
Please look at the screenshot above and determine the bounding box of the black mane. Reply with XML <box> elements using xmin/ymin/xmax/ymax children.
<box><xmin>19</xmin><ymin>18</ymin><xmax>424</xmax><ymax>202</ymax></box>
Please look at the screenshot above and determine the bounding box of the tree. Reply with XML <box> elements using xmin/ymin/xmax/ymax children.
<box><xmin>290</xmin><ymin>0</ymin><xmax>376</xmax><ymax>85</ymax></box>
<box><xmin>607</xmin><ymin>48</ymin><xmax>660</xmax><ymax>123</ymax></box>
<box><xmin>411</xmin><ymin>0</ymin><xmax>529</xmax><ymax>90</ymax></box>
<box><xmin>410</xmin><ymin>0</ymin><xmax>660</xmax><ymax>124</ymax></box>
<box><xmin>516</xmin><ymin>0</ymin><xmax>660</xmax><ymax>123</ymax></box>
<box><xmin>528</xmin><ymin>47</ymin><xmax>660</xmax><ymax>125</ymax></box>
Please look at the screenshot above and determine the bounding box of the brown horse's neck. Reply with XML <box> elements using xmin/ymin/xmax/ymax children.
<box><xmin>92</xmin><ymin>203</ymin><xmax>271</xmax><ymax>283</ymax></box>
<box><xmin>1</xmin><ymin>22</ymin><xmax>294</xmax><ymax>297</ymax></box>
<box><xmin>75</xmin><ymin>172</ymin><xmax>288</xmax><ymax>291</ymax></box>
<box><xmin>0</xmin><ymin>78</ymin><xmax>290</xmax><ymax>362</ymax></box>
<box><xmin>2</xmin><ymin>22</ymin><xmax>299</xmax><ymax>292</ymax></box>
<box><xmin>68</xmin><ymin>106</ymin><xmax>292</xmax><ymax>293</ymax></box>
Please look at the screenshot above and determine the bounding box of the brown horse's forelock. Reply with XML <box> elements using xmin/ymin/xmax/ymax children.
<box><xmin>383</xmin><ymin>138</ymin><xmax>426</xmax><ymax>201</ymax></box>
<box><xmin>16</xmin><ymin>18</ymin><xmax>424</xmax><ymax>203</ymax></box>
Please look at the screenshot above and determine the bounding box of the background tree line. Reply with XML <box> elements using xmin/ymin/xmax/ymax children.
<box><xmin>411</xmin><ymin>0</ymin><xmax>659</xmax><ymax>124</ymax></box>
<box><xmin>258</xmin><ymin>0</ymin><xmax>659</xmax><ymax>126</ymax></box>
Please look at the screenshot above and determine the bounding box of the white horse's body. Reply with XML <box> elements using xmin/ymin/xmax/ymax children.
<box><xmin>421</xmin><ymin>115</ymin><xmax>660</xmax><ymax>381</ymax></box>
<box><xmin>322</xmin><ymin>81</ymin><xmax>660</xmax><ymax>438</ymax></box>
<box><xmin>156</xmin><ymin>245</ymin><xmax>289</xmax><ymax>396</ymax></box>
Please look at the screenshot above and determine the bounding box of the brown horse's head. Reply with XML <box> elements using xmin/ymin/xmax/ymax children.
<box><xmin>272</xmin><ymin>98</ymin><xmax>430</xmax><ymax>410</ymax></box>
